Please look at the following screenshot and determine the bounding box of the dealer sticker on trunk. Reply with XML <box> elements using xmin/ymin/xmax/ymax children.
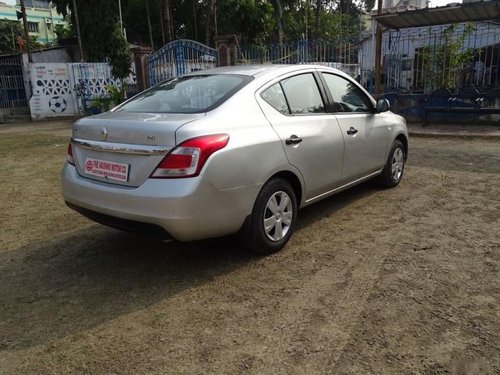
<box><xmin>84</xmin><ymin>157</ymin><xmax>129</xmax><ymax>182</ymax></box>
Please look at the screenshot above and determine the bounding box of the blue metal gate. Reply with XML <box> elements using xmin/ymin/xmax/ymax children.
<box><xmin>0</xmin><ymin>54</ymin><xmax>27</xmax><ymax>110</ymax></box>
<box><xmin>147</xmin><ymin>39</ymin><xmax>217</xmax><ymax>86</ymax></box>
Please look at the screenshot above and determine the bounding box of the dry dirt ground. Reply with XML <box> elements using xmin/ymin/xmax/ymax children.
<box><xmin>0</xmin><ymin>122</ymin><xmax>499</xmax><ymax>374</ymax></box>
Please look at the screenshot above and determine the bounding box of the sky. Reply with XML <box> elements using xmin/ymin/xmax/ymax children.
<box><xmin>413</xmin><ymin>0</ymin><xmax>462</xmax><ymax>7</ymax></box>
<box><xmin>431</xmin><ymin>0</ymin><xmax>463</xmax><ymax>6</ymax></box>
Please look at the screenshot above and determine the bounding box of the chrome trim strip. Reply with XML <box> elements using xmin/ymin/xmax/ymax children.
<box><xmin>305</xmin><ymin>170</ymin><xmax>382</xmax><ymax>204</ymax></box>
<box><xmin>72</xmin><ymin>138</ymin><xmax>171</xmax><ymax>155</ymax></box>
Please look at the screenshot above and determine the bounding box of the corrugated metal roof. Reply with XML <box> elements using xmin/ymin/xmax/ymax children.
<box><xmin>373</xmin><ymin>0</ymin><xmax>500</xmax><ymax>29</ymax></box>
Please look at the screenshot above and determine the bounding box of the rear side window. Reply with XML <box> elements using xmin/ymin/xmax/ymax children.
<box><xmin>261</xmin><ymin>83</ymin><xmax>289</xmax><ymax>114</ymax></box>
<box><xmin>261</xmin><ymin>73</ymin><xmax>325</xmax><ymax>115</ymax></box>
<box><xmin>116</xmin><ymin>74</ymin><xmax>252</xmax><ymax>114</ymax></box>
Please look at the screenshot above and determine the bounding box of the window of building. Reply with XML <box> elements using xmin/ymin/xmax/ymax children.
<box><xmin>27</xmin><ymin>22</ymin><xmax>39</xmax><ymax>33</ymax></box>
<box><xmin>402</xmin><ymin>59</ymin><xmax>412</xmax><ymax>71</ymax></box>
<box><xmin>24</xmin><ymin>0</ymin><xmax>51</xmax><ymax>9</ymax></box>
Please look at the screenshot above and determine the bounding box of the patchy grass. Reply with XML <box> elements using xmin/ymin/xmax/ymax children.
<box><xmin>0</xmin><ymin>125</ymin><xmax>499</xmax><ymax>374</ymax></box>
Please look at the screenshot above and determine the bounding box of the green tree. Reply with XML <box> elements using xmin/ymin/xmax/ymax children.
<box><xmin>120</xmin><ymin>0</ymin><xmax>374</xmax><ymax>50</ymax></box>
<box><xmin>51</xmin><ymin>0</ymin><xmax>131</xmax><ymax>78</ymax></box>
<box><xmin>0</xmin><ymin>19</ymin><xmax>44</xmax><ymax>54</ymax></box>
<box><xmin>217</xmin><ymin>0</ymin><xmax>274</xmax><ymax>44</ymax></box>
<box><xmin>270</xmin><ymin>0</ymin><xmax>365</xmax><ymax>43</ymax></box>
<box><xmin>54</xmin><ymin>23</ymin><xmax>74</xmax><ymax>44</ymax></box>
<box><xmin>0</xmin><ymin>19</ymin><xmax>23</xmax><ymax>54</ymax></box>
<box><xmin>122</xmin><ymin>0</ymin><xmax>160</xmax><ymax>48</ymax></box>
<box><xmin>421</xmin><ymin>23</ymin><xmax>474</xmax><ymax>92</ymax></box>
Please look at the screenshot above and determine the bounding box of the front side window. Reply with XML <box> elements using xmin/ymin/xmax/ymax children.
<box><xmin>322</xmin><ymin>73</ymin><xmax>372</xmax><ymax>113</ymax></box>
<box><xmin>116</xmin><ymin>74</ymin><xmax>252</xmax><ymax>114</ymax></box>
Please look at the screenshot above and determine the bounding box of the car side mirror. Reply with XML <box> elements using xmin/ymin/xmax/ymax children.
<box><xmin>376</xmin><ymin>98</ymin><xmax>390</xmax><ymax>113</ymax></box>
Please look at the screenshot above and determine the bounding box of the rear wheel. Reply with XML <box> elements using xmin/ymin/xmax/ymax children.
<box><xmin>377</xmin><ymin>139</ymin><xmax>406</xmax><ymax>188</ymax></box>
<box><xmin>242</xmin><ymin>178</ymin><xmax>297</xmax><ymax>254</ymax></box>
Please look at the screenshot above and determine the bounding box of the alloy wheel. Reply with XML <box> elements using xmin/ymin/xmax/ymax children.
<box><xmin>391</xmin><ymin>147</ymin><xmax>405</xmax><ymax>182</ymax></box>
<box><xmin>263</xmin><ymin>191</ymin><xmax>293</xmax><ymax>241</ymax></box>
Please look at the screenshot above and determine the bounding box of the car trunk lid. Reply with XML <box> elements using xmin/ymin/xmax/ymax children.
<box><xmin>71</xmin><ymin>112</ymin><xmax>204</xmax><ymax>187</ymax></box>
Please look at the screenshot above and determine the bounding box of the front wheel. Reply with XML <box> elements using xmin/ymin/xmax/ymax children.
<box><xmin>241</xmin><ymin>178</ymin><xmax>297</xmax><ymax>255</ymax></box>
<box><xmin>377</xmin><ymin>139</ymin><xmax>406</xmax><ymax>188</ymax></box>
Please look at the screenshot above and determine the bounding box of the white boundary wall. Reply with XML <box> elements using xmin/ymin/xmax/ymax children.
<box><xmin>28</xmin><ymin>62</ymin><xmax>134</xmax><ymax>120</ymax></box>
<box><xmin>29</xmin><ymin>63</ymin><xmax>78</xmax><ymax>119</ymax></box>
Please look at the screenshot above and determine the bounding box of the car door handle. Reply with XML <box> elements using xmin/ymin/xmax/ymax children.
<box><xmin>285</xmin><ymin>135</ymin><xmax>303</xmax><ymax>145</ymax></box>
<box><xmin>346</xmin><ymin>127</ymin><xmax>358</xmax><ymax>135</ymax></box>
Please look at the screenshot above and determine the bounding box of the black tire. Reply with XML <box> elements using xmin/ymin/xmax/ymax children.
<box><xmin>377</xmin><ymin>139</ymin><xmax>406</xmax><ymax>188</ymax></box>
<box><xmin>241</xmin><ymin>178</ymin><xmax>297</xmax><ymax>255</ymax></box>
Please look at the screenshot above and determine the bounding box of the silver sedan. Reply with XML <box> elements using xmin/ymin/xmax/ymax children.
<box><xmin>61</xmin><ymin>65</ymin><xmax>408</xmax><ymax>254</ymax></box>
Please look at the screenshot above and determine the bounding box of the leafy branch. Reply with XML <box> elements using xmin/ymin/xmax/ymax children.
<box><xmin>421</xmin><ymin>23</ymin><xmax>474</xmax><ymax>93</ymax></box>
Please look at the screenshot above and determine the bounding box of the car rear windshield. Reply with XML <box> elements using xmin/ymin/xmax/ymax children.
<box><xmin>115</xmin><ymin>74</ymin><xmax>253</xmax><ymax>114</ymax></box>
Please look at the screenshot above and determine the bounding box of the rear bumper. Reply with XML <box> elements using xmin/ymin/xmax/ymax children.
<box><xmin>65</xmin><ymin>202</ymin><xmax>174</xmax><ymax>239</ymax></box>
<box><xmin>61</xmin><ymin>164</ymin><xmax>259</xmax><ymax>241</ymax></box>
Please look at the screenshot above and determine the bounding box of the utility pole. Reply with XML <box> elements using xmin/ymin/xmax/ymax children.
<box><xmin>163</xmin><ymin>0</ymin><xmax>173</xmax><ymax>43</ymax></box>
<box><xmin>19</xmin><ymin>0</ymin><xmax>32</xmax><ymax>62</ymax></box>
<box><xmin>214</xmin><ymin>0</ymin><xmax>217</xmax><ymax>40</ymax></box>
<box><xmin>11</xmin><ymin>25</ymin><xmax>15</xmax><ymax>51</ymax></box>
<box><xmin>305</xmin><ymin>0</ymin><xmax>308</xmax><ymax>42</ymax></box>
<box><xmin>159</xmin><ymin>9</ymin><xmax>166</xmax><ymax>45</ymax></box>
<box><xmin>118</xmin><ymin>0</ymin><xmax>123</xmax><ymax>28</ymax></box>
<box><xmin>118</xmin><ymin>0</ymin><xmax>127</xmax><ymax>39</ymax></box>
<box><xmin>72</xmin><ymin>0</ymin><xmax>84</xmax><ymax>61</ymax></box>
<box><xmin>146</xmin><ymin>0</ymin><xmax>154</xmax><ymax>50</ymax></box>
<box><xmin>193</xmin><ymin>0</ymin><xmax>198</xmax><ymax>41</ymax></box>
<box><xmin>375</xmin><ymin>0</ymin><xmax>383</xmax><ymax>96</ymax></box>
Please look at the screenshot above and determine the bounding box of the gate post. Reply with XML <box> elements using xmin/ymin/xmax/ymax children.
<box><xmin>175</xmin><ymin>41</ymin><xmax>185</xmax><ymax>76</ymax></box>
<box><xmin>216</xmin><ymin>35</ymin><xmax>237</xmax><ymax>66</ymax></box>
<box><xmin>131</xmin><ymin>46</ymin><xmax>152</xmax><ymax>91</ymax></box>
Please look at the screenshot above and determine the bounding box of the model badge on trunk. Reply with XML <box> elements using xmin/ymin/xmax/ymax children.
<box><xmin>101</xmin><ymin>127</ymin><xmax>108</xmax><ymax>141</ymax></box>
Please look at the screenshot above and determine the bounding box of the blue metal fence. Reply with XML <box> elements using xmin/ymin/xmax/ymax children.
<box><xmin>236</xmin><ymin>38</ymin><xmax>359</xmax><ymax>66</ymax></box>
<box><xmin>361</xmin><ymin>22</ymin><xmax>500</xmax><ymax>94</ymax></box>
<box><xmin>146</xmin><ymin>38</ymin><xmax>361</xmax><ymax>87</ymax></box>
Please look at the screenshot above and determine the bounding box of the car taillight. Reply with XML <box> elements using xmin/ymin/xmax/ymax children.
<box><xmin>67</xmin><ymin>143</ymin><xmax>75</xmax><ymax>165</ymax></box>
<box><xmin>151</xmin><ymin>134</ymin><xmax>229</xmax><ymax>178</ymax></box>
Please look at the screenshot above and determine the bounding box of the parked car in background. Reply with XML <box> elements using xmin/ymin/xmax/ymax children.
<box><xmin>61</xmin><ymin>65</ymin><xmax>408</xmax><ymax>254</ymax></box>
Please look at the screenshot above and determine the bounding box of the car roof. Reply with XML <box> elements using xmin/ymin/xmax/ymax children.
<box><xmin>187</xmin><ymin>64</ymin><xmax>350</xmax><ymax>80</ymax></box>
